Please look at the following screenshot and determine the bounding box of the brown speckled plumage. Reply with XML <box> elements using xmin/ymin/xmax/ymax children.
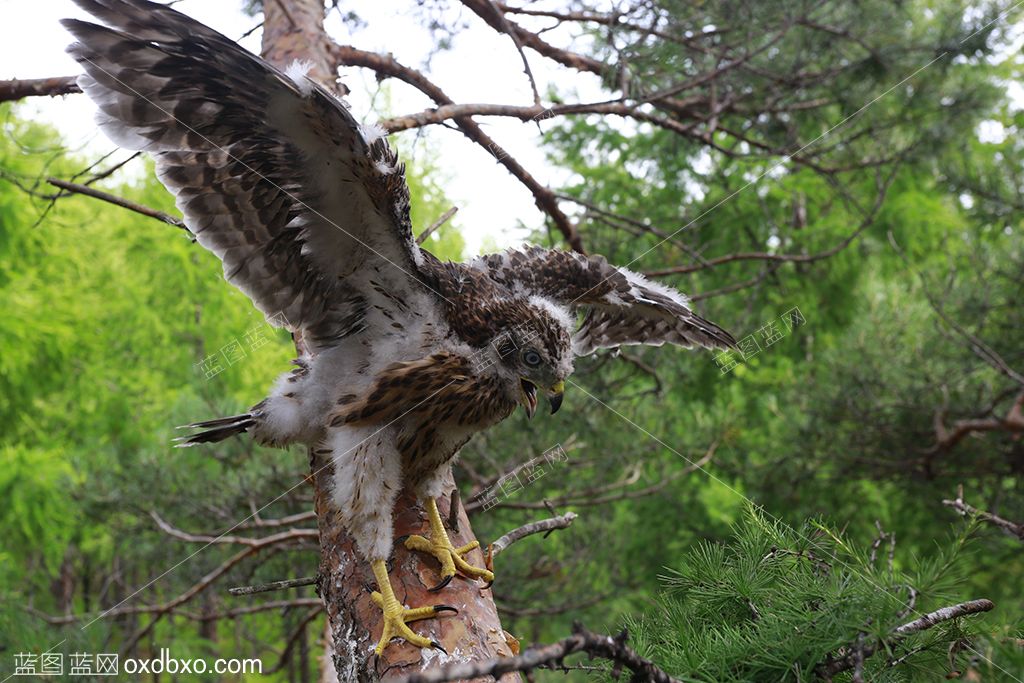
<box><xmin>330</xmin><ymin>352</ymin><xmax>515</xmax><ymax>430</ymax></box>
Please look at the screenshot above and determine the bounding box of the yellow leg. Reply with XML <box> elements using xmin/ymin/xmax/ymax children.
<box><xmin>370</xmin><ymin>559</ymin><xmax>456</xmax><ymax>655</ymax></box>
<box><xmin>404</xmin><ymin>498</ymin><xmax>494</xmax><ymax>590</ymax></box>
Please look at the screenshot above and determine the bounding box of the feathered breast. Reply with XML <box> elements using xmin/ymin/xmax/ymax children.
<box><xmin>328</xmin><ymin>352</ymin><xmax>515</xmax><ymax>429</ymax></box>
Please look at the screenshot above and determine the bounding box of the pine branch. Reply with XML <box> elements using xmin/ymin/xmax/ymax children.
<box><xmin>392</xmin><ymin>623</ymin><xmax>682</xmax><ymax>683</ymax></box>
<box><xmin>943</xmin><ymin>485</ymin><xmax>1024</xmax><ymax>541</ymax></box>
<box><xmin>818</xmin><ymin>599</ymin><xmax>995</xmax><ymax>678</ymax></box>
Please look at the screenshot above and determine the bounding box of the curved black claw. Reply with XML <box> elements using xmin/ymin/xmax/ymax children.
<box><xmin>428</xmin><ymin>574</ymin><xmax>453</xmax><ymax>592</ymax></box>
<box><xmin>430</xmin><ymin>641</ymin><xmax>448</xmax><ymax>655</ymax></box>
<box><xmin>482</xmin><ymin>577</ymin><xmax>494</xmax><ymax>590</ymax></box>
<box><xmin>433</xmin><ymin>604</ymin><xmax>459</xmax><ymax>615</ymax></box>
<box><xmin>395</xmin><ymin>534</ymin><xmax>410</xmax><ymax>546</ymax></box>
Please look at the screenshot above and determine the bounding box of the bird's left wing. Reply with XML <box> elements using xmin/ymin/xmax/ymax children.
<box><xmin>63</xmin><ymin>0</ymin><xmax>426</xmax><ymax>350</ymax></box>
<box><xmin>472</xmin><ymin>246</ymin><xmax>736</xmax><ymax>355</ymax></box>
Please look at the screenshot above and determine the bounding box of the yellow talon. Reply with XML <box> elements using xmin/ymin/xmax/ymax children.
<box><xmin>405</xmin><ymin>498</ymin><xmax>495</xmax><ymax>589</ymax></box>
<box><xmin>370</xmin><ymin>559</ymin><xmax>456</xmax><ymax>655</ymax></box>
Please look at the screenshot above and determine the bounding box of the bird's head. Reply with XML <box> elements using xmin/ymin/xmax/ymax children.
<box><xmin>482</xmin><ymin>297</ymin><xmax>574</xmax><ymax>419</ymax></box>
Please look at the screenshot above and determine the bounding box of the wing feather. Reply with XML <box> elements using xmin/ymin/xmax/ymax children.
<box><xmin>473</xmin><ymin>246</ymin><xmax>736</xmax><ymax>355</ymax></box>
<box><xmin>63</xmin><ymin>0</ymin><xmax>424</xmax><ymax>349</ymax></box>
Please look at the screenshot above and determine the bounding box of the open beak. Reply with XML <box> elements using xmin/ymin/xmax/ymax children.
<box><xmin>547</xmin><ymin>381</ymin><xmax>565</xmax><ymax>415</ymax></box>
<box><xmin>519</xmin><ymin>379</ymin><xmax>538</xmax><ymax>419</ymax></box>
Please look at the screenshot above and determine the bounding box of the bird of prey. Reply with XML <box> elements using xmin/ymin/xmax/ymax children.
<box><xmin>64</xmin><ymin>0</ymin><xmax>736</xmax><ymax>656</ymax></box>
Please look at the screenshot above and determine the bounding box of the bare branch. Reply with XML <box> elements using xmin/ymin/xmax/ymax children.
<box><xmin>265</xmin><ymin>605</ymin><xmax>325</xmax><ymax>675</ymax></box>
<box><xmin>943</xmin><ymin>486</ymin><xmax>1024</xmax><ymax>541</ymax></box>
<box><xmin>894</xmin><ymin>600</ymin><xmax>995</xmax><ymax>636</ymax></box>
<box><xmin>237</xmin><ymin>510</ymin><xmax>318</xmax><ymax>530</ymax></box>
<box><xmin>381</xmin><ymin>99</ymin><xmax>698</xmax><ymax>138</ymax></box>
<box><xmin>458</xmin><ymin>0</ymin><xmax>606</xmax><ymax>76</ymax></box>
<box><xmin>470</xmin><ymin>440</ymin><xmax>716</xmax><ymax>511</ymax></box>
<box><xmin>0</xmin><ymin>76</ymin><xmax>80</xmax><ymax>102</ymax></box>
<box><xmin>327</xmin><ymin>43</ymin><xmax>584</xmax><ymax>252</ymax></box>
<box><xmin>119</xmin><ymin>547</ymin><xmax>262</xmax><ymax>652</ymax></box>
<box><xmin>26</xmin><ymin>598</ymin><xmax>323</xmax><ymax>625</ymax></box>
<box><xmin>486</xmin><ymin>0</ymin><xmax>542</xmax><ymax>106</ymax></box>
<box><xmin>46</xmin><ymin>177</ymin><xmax>190</xmax><ymax>234</ymax></box>
<box><xmin>688</xmin><ymin>262</ymin><xmax>785</xmax><ymax>302</ymax></box>
<box><xmin>888</xmin><ymin>230</ymin><xmax>1024</xmax><ymax>387</ymax></box>
<box><xmin>819</xmin><ymin>599</ymin><xmax>995</xmax><ymax>677</ymax></box>
<box><xmin>192</xmin><ymin>598</ymin><xmax>322</xmax><ymax>620</ymax></box>
<box><xmin>150</xmin><ymin>511</ymin><xmax>318</xmax><ymax>547</ymax></box>
<box><xmin>489</xmin><ymin>511</ymin><xmax>578</xmax><ymax>559</ymax></box>
<box><xmin>392</xmin><ymin>623</ymin><xmax>682</xmax><ymax>683</ymax></box>
<box><xmin>923</xmin><ymin>392</ymin><xmax>1024</xmax><ymax>456</ymax></box>
<box><xmin>416</xmin><ymin>206</ymin><xmax>458</xmax><ymax>244</ymax></box>
<box><xmin>228</xmin><ymin>576</ymin><xmax>318</xmax><ymax>596</ymax></box>
<box><xmin>648</xmin><ymin>160</ymin><xmax>898</xmax><ymax>277</ymax></box>
<box><xmin>106</xmin><ymin>515</ymin><xmax>319</xmax><ymax>654</ymax></box>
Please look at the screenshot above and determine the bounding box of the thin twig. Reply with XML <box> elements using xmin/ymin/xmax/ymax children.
<box><xmin>46</xmin><ymin>177</ymin><xmax>190</xmax><ymax>234</ymax></box>
<box><xmin>888</xmin><ymin>231</ymin><xmax>1024</xmax><ymax>387</ymax></box>
<box><xmin>894</xmin><ymin>600</ymin><xmax>995</xmax><ymax>636</ymax></box>
<box><xmin>326</xmin><ymin>43</ymin><xmax>584</xmax><ymax>252</ymax></box>
<box><xmin>486</xmin><ymin>0</ymin><xmax>542</xmax><ymax>106</ymax></box>
<box><xmin>943</xmin><ymin>486</ymin><xmax>1024</xmax><ymax>541</ymax></box>
<box><xmin>228</xmin><ymin>576</ymin><xmax>319</xmax><ymax>596</ymax></box>
<box><xmin>416</xmin><ymin>206</ymin><xmax>458</xmax><ymax>244</ymax></box>
<box><xmin>265</xmin><ymin>605</ymin><xmax>324</xmax><ymax>674</ymax></box>
<box><xmin>490</xmin><ymin>511</ymin><xmax>578</xmax><ymax>559</ymax></box>
<box><xmin>151</xmin><ymin>511</ymin><xmax>318</xmax><ymax>547</ymax></box>
<box><xmin>869</xmin><ymin>520</ymin><xmax>887</xmax><ymax>567</ymax></box>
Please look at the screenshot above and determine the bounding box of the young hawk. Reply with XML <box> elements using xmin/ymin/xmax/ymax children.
<box><xmin>64</xmin><ymin>0</ymin><xmax>736</xmax><ymax>655</ymax></box>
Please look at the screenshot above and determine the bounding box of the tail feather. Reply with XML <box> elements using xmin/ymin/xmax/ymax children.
<box><xmin>173</xmin><ymin>413</ymin><xmax>254</xmax><ymax>448</ymax></box>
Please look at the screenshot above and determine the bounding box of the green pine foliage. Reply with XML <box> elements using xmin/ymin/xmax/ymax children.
<box><xmin>624</xmin><ymin>508</ymin><xmax>1013</xmax><ymax>681</ymax></box>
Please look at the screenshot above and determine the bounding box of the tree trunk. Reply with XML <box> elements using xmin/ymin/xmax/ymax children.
<box><xmin>260</xmin><ymin>2</ymin><xmax>516</xmax><ymax>680</ymax></box>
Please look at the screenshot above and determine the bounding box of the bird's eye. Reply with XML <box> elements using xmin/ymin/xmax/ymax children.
<box><xmin>523</xmin><ymin>349</ymin><xmax>542</xmax><ymax>367</ymax></box>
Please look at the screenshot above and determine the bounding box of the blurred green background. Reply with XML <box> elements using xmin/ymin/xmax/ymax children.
<box><xmin>2</xmin><ymin>0</ymin><xmax>1023</xmax><ymax>679</ymax></box>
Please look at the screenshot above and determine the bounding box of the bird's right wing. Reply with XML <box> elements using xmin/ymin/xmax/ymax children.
<box><xmin>64</xmin><ymin>0</ymin><xmax>432</xmax><ymax>351</ymax></box>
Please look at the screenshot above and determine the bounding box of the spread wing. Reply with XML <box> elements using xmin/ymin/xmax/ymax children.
<box><xmin>473</xmin><ymin>246</ymin><xmax>736</xmax><ymax>355</ymax></box>
<box><xmin>63</xmin><ymin>0</ymin><xmax>426</xmax><ymax>351</ymax></box>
